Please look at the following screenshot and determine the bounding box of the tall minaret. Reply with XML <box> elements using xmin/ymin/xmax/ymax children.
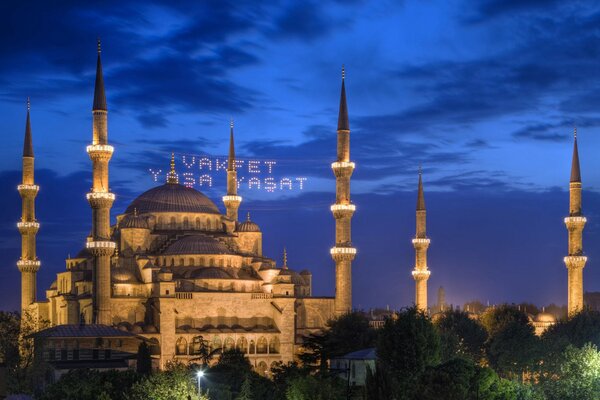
<box><xmin>17</xmin><ymin>98</ymin><xmax>41</xmax><ymax>314</ymax></box>
<box><xmin>330</xmin><ymin>67</ymin><xmax>356</xmax><ymax>316</ymax></box>
<box><xmin>86</xmin><ymin>40</ymin><xmax>116</xmax><ymax>325</ymax></box>
<box><xmin>412</xmin><ymin>169</ymin><xmax>431</xmax><ymax>312</ymax></box>
<box><xmin>223</xmin><ymin>120</ymin><xmax>242</xmax><ymax>222</ymax></box>
<box><xmin>564</xmin><ymin>127</ymin><xmax>586</xmax><ymax>317</ymax></box>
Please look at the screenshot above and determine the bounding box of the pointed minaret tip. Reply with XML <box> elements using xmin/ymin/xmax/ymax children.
<box><xmin>570</xmin><ymin>127</ymin><xmax>581</xmax><ymax>183</ymax></box>
<box><xmin>283</xmin><ymin>247</ymin><xmax>288</xmax><ymax>269</ymax></box>
<box><xmin>247</xmin><ymin>212</ymin><xmax>251</xmax><ymax>221</ymax></box>
<box><xmin>228</xmin><ymin>120</ymin><xmax>236</xmax><ymax>171</ymax></box>
<box><xmin>417</xmin><ymin>168</ymin><xmax>425</xmax><ymax>211</ymax></box>
<box><xmin>167</xmin><ymin>152</ymin><xmax>179</xmax><ymax>184</ymax></box>
<box><xmin>337</xmin><ymin>66</ymin><xmax>349</xmax><ymax>131</ymax></box>
<box><xmin>93</xmin><ymin>39</ymin><xmax>107</xmax><ymax>111</ymax></box>
<box><xmin>23</xmin><ymin>98</ymin><xmax>34</xmax><ymax>157</ymax></box>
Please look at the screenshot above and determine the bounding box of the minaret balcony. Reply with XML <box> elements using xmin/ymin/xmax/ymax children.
<box><xmin>86</xmin><ymin>144</ymin><xmax>114</xmax><ymax>161</ymax></box>
<box><xmin>330</xmin><ymin>246</ymin><xmax>357</xmax><ymax>262</ymax></box>
<box><xmin>331</xmin><ymin>161</ymin><xmax>355</xmax><ymax>178</ymax></box>
<box><xmin>563</xmin><ymin>255</ymin><xmax>587</xmax><ymax>269</ymax></box>
<box><xmin>412</xmin><ymin>238</ymin><xmax>430</xmax><ymax>244</ymax></box>
<box><xmin>17</xmin><ymin>259</ymin><xmax>41</xmax><ymax>272</ymax></box>
<box><xmin>223</xmin><ymin>195</ymin><xmax>242</xmax><ymax>203</ymax></box>
<box><xmin>412</xmin><ymin>269</ymin><xmax>431</xmax><ymax>280</ymax></box>
<box><xmin>86</xmin><ymin>240</ymin><xmax>116</xmax><ymax>256</ymax></box>
<box><xmin>564</xmin><ymin>216</ymin><xmax>587</xmax><ymax>229</ymax></box>
<box><xmin>17</xmin><ymin>184</ymin><xmax>39</xmax><ymax>197</ymax></box>
<box><xmin>330</xmin><ymin>204</ymin><xmax>356</xmax><ymax>218</ymax></box>
<box><xmin>87</xmin><ymin>192</ymin><xmax>115</xmax><ymax>208</ymax></box>
<box><xmin>17</xmin><ymin>221</ymin><xmax>40</xmax><ymax>234</ymax></box>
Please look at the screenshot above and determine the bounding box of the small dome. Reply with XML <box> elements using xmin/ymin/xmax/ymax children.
<box><xmin>163</xmin><ymin>235</ymin><xmax>233</xmax><ymax>255</ymax></box>
<box><xmin>536</xmin><ymin>312</ymin><xmax>556</xmax><ymax>323</ymax></box>
<box><xmin>120</xmin><ymin>213</ymin><xmax>149</xmax><ymax>229</ymax></box>
<box><xmin>191</xmin><ymin>267</ymin><xmax>233</xmax><ymax>279</ymax></box>
<box><xmin>112</xmin><ymin>268</ymin><xmax>138</xmax><ymax>283</ymax></box>
<box><xmin>125</xmin><ymin>183</ymin><xmax>220</xmax><ymax>215</ymax></box>
<box><xmin>280</xmin><ymin>269</ymin><xmax>307</xmax><ymax>285</ymax></box>
<box><xmin>237</xmin><ymin>214</ymin><xmax>261</xmax><ymax>232</ymax></box>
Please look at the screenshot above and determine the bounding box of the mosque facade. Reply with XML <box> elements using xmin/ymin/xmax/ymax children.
<box><xmin>17</xmin><ymin>43</ymin><xmax>355</xmax><ymax>372</ymax></box>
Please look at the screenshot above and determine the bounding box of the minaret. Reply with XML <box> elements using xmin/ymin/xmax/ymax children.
<box><xmin>85</xmin><ymin>40</ymin><xmax>116</xmax><ymax>325</ymax></box>
<box><xmin>412</xmin><ymin>169</ymin><xmax>431</xmax><ymax>312</ymax></box>
<box><xmin>330</xmin><ymin>67</ymin><xmax>356</xmax><ymax>316</ymax></box>
<box><xmin>564</xmin><ymin>127</ymin><xmax>586</xmax><ymax>317</ymax></box>
<box><xmin>282</xmin><ymin>247</ymin><xmax>288</xmax><ymax>270</ymax></box>
<box><xmin>223</xmin><ymin>120</ymin><xmax>242</xmax><ymax>222</ymax></box>
<box><xmin>17</xmin><ymin>98</ymin><xmax>41</xmax><ymax>314</ymax></box>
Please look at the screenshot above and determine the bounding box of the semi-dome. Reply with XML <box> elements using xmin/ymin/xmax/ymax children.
<box><xmin>125</xmin><ymin>183</ymin><xmax>220</xmax><ymax>215</ymax></box>
<box><xmin>163</xmin><ymin>234</ymin><xmax>233</xmax><ymax>255</ymax></box>
<box><xmin>119</xmin><ymin>212</ymin><xmax>150</xmax><ymax>229</ymax></box>
<box><xmin>112</xmin><ymin>268</ymin><xmax>138</xmax><ymax>283</ymax></box>
<box><xmin>536</xmin><ymin>312</ymin><xmax>556</xmax><ymax>323</ymax></box>
<box><xmin>191</xmin><ymin>267</ymin><xmax>233</xmax><ymax>280</ymax></box>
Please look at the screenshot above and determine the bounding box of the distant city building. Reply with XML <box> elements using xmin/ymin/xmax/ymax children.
<box><xmin>17</xmin><ymin>43</ymin><xmax>357</xmax><ymax>374</ymax></box>
<box><xmin>330</xmin><ymin>348</ymin><xmax>376</xmax><ymax>387</ymax></box>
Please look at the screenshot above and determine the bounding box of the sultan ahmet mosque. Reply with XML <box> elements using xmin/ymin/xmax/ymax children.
<box><xmin>15</xmin><ymin>43</ymin><xmax>586</xmax><ymax>371</ymax></box>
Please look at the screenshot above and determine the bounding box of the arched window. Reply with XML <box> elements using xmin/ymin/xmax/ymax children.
<box><xmin>158</xmin><ymin>216</ymin><xmax>164</xmax><ymax>228</ymax></box>
<box><xmin>211</xmin><ymin>336</ymin><xmax>222</xmax><ymax>352</ymax></box>
<box><xmin>257</xmin><ymin>337</ymin><xmax>268</xmax><ymax>354</ymax></box>
<box><xmin>188</xmin><ymin>258</ymin><xmax>194</xmax><ymax>266</ymax></box>
<box><xmin>179</xmin><ymin>258</ymin><xmax>184</xmax><ymax>266</ymax></box>
<box><xmin>207</xmin><ymin>219</ymin><xmax>212</xmax><ymax>230</ymax></box>
<box><xmin>209</xmin><ymin>259</ymin><xmax>214</xmax><ymax>267</ymax></box>
<box><xmin>269</xmin><ymin>337</ymin><xmax>280</xmax><ymax>354</ymax></box>
<box><xmin>195</xmin><ymin>217</ymin><xmax>201</xmax><ymax>229</ymax></box>
<box><xmin>224</xmin><ymin>337</ymin><xmax>235</xmax><ymax>351</ymax></box>
<box><xmin>176</xmin><ymin>337</ymin><xmax>188</xmax><ymax>355</ymax></box>
<box><xmin>256</xmin><ymin>361</ymin><xmax>268</xmax><ymax>376</ymax></box>
<box><xmin>190</xmin><ymin>336</ymin><xmax>205</xmax><ymax>355</ymax></box>
<box><xmin>236</xmin><ymin>337</ymin><xmax>248</xmax><ymax>353</ymax></box>
<box><xmin>199</xmin><ymin>257</ymin><xmax>205</xmax><ymax>266</ymax></box>
<box><xmin>170</xmin><ymin>216</ymin><xmax>176</xmax><ymax>229</ymax></box>
<box><xmin>249</xmin><ymin>340</ymin><xmax>256</xmax><ymax>354</ymax></box>
<box><xmin>183</xmin><ymin>217</ymin><xmax>189</xmax><ymax>229</ymax></box>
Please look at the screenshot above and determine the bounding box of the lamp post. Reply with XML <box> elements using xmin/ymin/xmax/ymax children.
<box><xmin>197</xmin><ymin>370</ymin><xmax>204</xmax><ymax>395</ymax></box>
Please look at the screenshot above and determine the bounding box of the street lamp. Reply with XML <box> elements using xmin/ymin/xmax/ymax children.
<box><xmin>196</xmin><ymin>370</ymin><xmax>204</xmax><ymax>395</ymax></box>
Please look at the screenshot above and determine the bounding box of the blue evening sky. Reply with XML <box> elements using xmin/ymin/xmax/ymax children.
<box><xmin>1</xmin><ymin>0</ymin><xmax>600</xmax><ymax>311</ymax></box>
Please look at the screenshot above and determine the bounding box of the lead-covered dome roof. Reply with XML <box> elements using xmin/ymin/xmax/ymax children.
<box><xmin>163</xmin><ymin>234</ymin><xmax>233</xmax><ymax>255</ymax></box>
<box><xmin>125</xmin><ymin>183</ymin><xmax>220</xmax><ymax>215</ymax></box>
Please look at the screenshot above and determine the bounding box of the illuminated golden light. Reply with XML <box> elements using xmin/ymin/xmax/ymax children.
<box><xmin>412</xmin><ymin>270</ymin><xmax>431</xmax><ymax>277</ymax></box>
<box><xmin>17</xmin><ymin>184</ymin><xmax>39</xmax><ymax>191</ymax></box>
<box><xmin>86</xmin><ymin>144</ymin><xmax>114</xmax><ymax>154</ymax></box>
<box><xmin>17</xmin><ymin>222</ymin><xmax>40</xmax><ymax>228</ymax></box>
<box><xmin>331</xmin><ymin>161</ymin><xmax>355</xmax><ymax>169</ymax></box>
<box><xmin>17</xmin><ymin>260</ymin><xmax>41</xmax><ymax>267</ymax></box>
<box><xmin>86</xmin><ymin>192</ymin><xmax>115</xmax><ymax>200</ymax></box>
<box><xmin>564</xmin><ymin>256</ymin><xmax>588</xmax><ymax>263</ymax></box>
<box><xmin>564</xmin><ymin>216</ymin><xmax>587</xmax><ymax>223</ymax></box>
<box><xmin>222</xmin><ymin>195</ymin><xmax>242</xmax><ymax>202</ymax></box>
<box><xmin>412</xmin><ymin>238</ymin><xmax>431</xmax><ymax>244</ymax></box>
<box><xmin>330</xmin><ymin>247</ymin><xmax>357</xmax><ymax>255</ymax></box>
<box><xmin>86</xmin><ymin>241</ymin><xmax>116</xmax><ymax>249</ymax></box>
<box><xmin>330</xmin><ymin>204</ymin><xmax>356</xmax><ymax>212</ymax></box>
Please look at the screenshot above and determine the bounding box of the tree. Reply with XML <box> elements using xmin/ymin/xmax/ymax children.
<box><xmin>435</xmin><ymin>309</ymin><xmax>487</xmax><ymax>362</ymax></box>
<box><xmin>205</xmin><ymin>349</ymin><xmax>254</xmax><ymax>397</ymax></box>
<box><xmin>481</xmin><ymin>305</ymin><xmax>539</xmax><ymax>379</ymax></box>
<box><xmin>127</xmin><ymin>362</ymin><xmax>208</xmax><ymax>400</ymax></box>
<box><xmin>236</xmin><ymin>377</ymin><xmax>254</xmax><ymax>400</ymax></box>
<box><xmin>286</xmin><ymin>375</ymin><xmax>344</xmax><ymax>400</ymax></box>
<box><xmin>300</xmin><ymin>312</ymin><xmax>376</xmax><ymax>371</ymax></box>
<box><xmin>539</xmin><ymin>343</ymin><xmax>600</xmax><ymax>400</ymax></box>
<box><xmin>137</xmin><ymin>341</ymin><xmax>152</xmax><ymax>375</ymax></box>
<box><xmin>39</xmin><ymin>369</ymin><xmax>141</xmax><ymax>400</ymax></box>
<box><xmin>542</xmin><ymin>309</ymin><xmax>600</xmax><ymax>353</ymax></box>
<box><xmin>376</xmin><ymin>307</ymin><xmax>441</xmax><ymax>399</ymax></box>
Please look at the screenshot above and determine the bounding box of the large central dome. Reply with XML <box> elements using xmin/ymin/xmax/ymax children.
<box><xmin>125</xmin><ymin>183</ymin><xmax>220</xmax><ymax>215</ymax></box>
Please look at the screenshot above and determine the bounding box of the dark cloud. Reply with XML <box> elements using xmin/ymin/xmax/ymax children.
<box><xmin>466</xmin><ymin>0</ymin><xmax>563</xmax><ymax>23</ymax></box>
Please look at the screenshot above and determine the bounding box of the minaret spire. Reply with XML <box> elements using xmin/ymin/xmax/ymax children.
<box><xmin>282</xmin><ymin>247</ymin><xmax>288</xmax><ymax>270</ymax></box>
<box><xmin>167</xmin><ymin>152</ymin><xmax>179</xmax><ymax>184</ymax></box>
<box><xmin>223</xmin><ymin>120</ymin><xmax>242</xmax><ymax>222</ymax></box>
<box><xmin>86</xmin><ymin>41</ymin><xmax>116</xmax><ymax>325</ymax></box>
<box><xmin>330</xmin><ymin>66</ymin><xmax>356</xmax><ymax>315</ymax></box>
<box><xmin>17</xmin><ymin>98</ymin><xmax>41</xmax><ymax>315</ymax></box>
<box><xmin>23</xmin><ymin>97</ymin><xmax>33</xmax><ymax>157</ymax></box>
<box><xmin>412</xmin><ymin>169</ymin><xmax>431</xmax><ymax>312</ymax></box>
<box><xmin>93</xmin><ymin>39</ymin><xmax>107</xmax><ymax>112</ymax></box>
<box><xmin>564</xmin><ymin>127</ymin><xmax>586</xmax><ymax>317</ymax></box>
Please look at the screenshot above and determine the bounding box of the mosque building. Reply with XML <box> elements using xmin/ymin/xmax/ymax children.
<box><xmin>17</xmin><ymin>43</ymin><xmax>356</xmax><ymax>372</ymax></box>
